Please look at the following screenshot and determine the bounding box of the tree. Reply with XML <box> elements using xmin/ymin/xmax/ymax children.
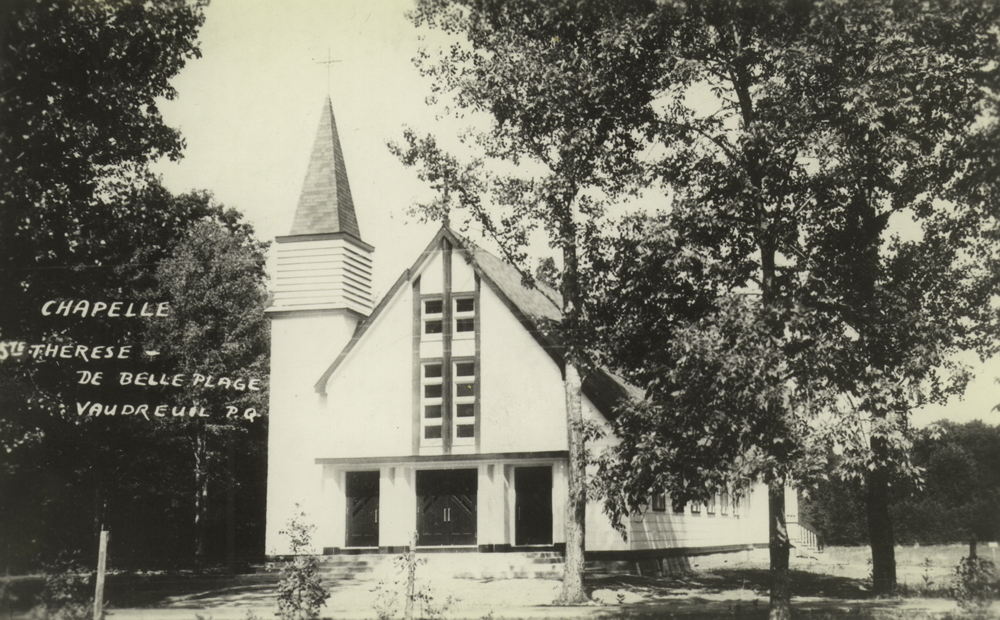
<box><xmin>777</xmin><ymin>0</ymin><xmax>1000</xmax><ymax>593</ymax></box>
<box><xmin>803</xmin><ymin>421</ymin><xmax>1000</xmax><ymax>546</ymax></box>
<box><xmin>585</xmin><ymin>0</ymin><xmax>999</xmax><ymax>612</ymax></box>
<box><xmin>399</xmin><ymin>0</ymin><xmax>663</xmax><ymax>602</ymax></box>
<box><xmin>144</xmin><ymin>215</ymin><xmax>270</xmax><ymax>569</ymax></box>
<box><xmin>0</xmin><ymin>0</ymin><xmax>207</xmax><ymax>449</ymax></box>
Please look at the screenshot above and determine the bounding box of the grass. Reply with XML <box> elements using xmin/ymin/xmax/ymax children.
<box><xmin>4</xmin><ymin>545</ymin><xmax>998</xmax><ymax>619</ymax></box>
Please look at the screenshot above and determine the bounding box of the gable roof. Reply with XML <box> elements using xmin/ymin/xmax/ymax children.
<box><xmin>315</xmin><ymin>225</ymin><xmax>641</xmax><ymax>419</ymax></box>
<box><xmin>288</xmin><ymin>97</ymin><xmax>361</xmax><ymax>238</ymax></box>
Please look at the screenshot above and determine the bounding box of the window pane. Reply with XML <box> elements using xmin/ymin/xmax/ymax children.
<box><xmin>456</xmin><ymin>424</ymin><xmax>475</xmax><ymax>438</ymax></box>
<box><xmin>455</xmin><ymin>298</ymin><xmax>475</xmax><ymax>313</ymax></box>
<box><xmin>424</xmin><ymin>364</ymin><xmax>442</xmax><ymax>378</ymax></box>
<box><xmin>456</xmin><ymin>403</ymin><xmax>474</xmax><ymax>417</ymax></box>
<box><xmin>455</xmin><ymin>362</ymin><xmax>475</xmax><ymax>377</ymax></box>
<box><xmin>424</xmin><ymin>320</ymin><xmax>442</xmax><ymax>334</ymax></box>
<box><xmin>652</xmin><ymin>492</ymin><xmax>666</xmax><ymax>512</ymax></box>
<box><xmin>456</xmin><ymin>318</ymin><xmax>475</xmax><ymax>332</ymax></box>
<box><xmin>424</xmin><ymin>405</ymin><xmax>442</xmax><ymax>419</ymax></box>
<box><xmin>456</xmin><ymin>382</ymin><xmax>474</xmax><ymax>397</ymax></box>
<box><xmin>424</xmin><ymin>425</ymin><xmax>442</xmax><ymax>439</ymax></box>
<box><xmin>424</xmin><ymin>299</ymin><xmax>443</xmax><ymax>314</ymax></box>
<box><xmin>672</xmin><ymin>501</ymin><xmax>685</xmax><ymax>514</ymax></box>
<box><xmin>424</xmin><ymin>384</ymin><xmax>442</xmax><ymax>398</ymax></box>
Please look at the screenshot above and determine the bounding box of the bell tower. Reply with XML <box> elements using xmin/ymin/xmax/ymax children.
<box><xmin>266</xmin><ymin>98</ymin><xmax>372</xmax><ymax>552</ymax></box>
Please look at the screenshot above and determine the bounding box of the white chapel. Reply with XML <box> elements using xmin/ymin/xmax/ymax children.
<box><xmin>264</xmin><ymin>99</ymin><xmax>770</xmax><ymax>561</ymax></box>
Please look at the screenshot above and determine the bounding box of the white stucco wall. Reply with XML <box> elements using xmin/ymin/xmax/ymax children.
<box><xmin>627</xmin><ymin>482</ymin><xmax>770</xmax><ymax>551</ymax></box>
<box><xmin>478</xmin><ymin>280</ymin><xmax>568</xmax><ymax>454</ymax></box>
<box><xmin>319</xmin><ymin>282</ymin><xmax>414</xmax><ymax>458</ymax></box>
<box><xmin>265</xmin><ymin>310</ymin><xmax>360</xmax><ymax>554</ymax></box>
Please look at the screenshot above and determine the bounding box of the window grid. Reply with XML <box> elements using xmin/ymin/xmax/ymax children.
<box><xmin>421</xmin><ymin>362</ymin><xmax>443</xmax><ymax>444</ymax></box>
<box><xmin>452</xmin><ymin>358</ymin><xmax>476</xmax><ymax>443</ymax></box>
<box><xmin>453</xmin><ymin>296</ymin><xmax>475</xmax><ymax>335</ymax></box>
<box><xmin>423</xmin><ymin>298</ymin><xmax>443</xmax><ymax>336</ymax></box>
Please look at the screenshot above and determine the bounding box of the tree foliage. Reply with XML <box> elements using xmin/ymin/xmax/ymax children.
<box><xmin>573</xmin><ymin>0</ymin><xmax>1000</xmax><ymax>610</ymax></box>
<box><xmin>401</xmin><ymin>0</ymin><xmax>665</xmax><ymax>603</ymax></box>
<box><xmin>803</xmin><ymin>421</ymin><xmax>1000</xmax><ymax>546</ymax></box>
<box><xmin>1</xmin><ymin>0</ymin><xmax>207</xmax><ymax>448</ymax></box>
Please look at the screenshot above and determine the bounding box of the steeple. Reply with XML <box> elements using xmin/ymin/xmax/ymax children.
<box><xmin>269</xmin><ymin>98</ymin><xmax>373</xmax><ymax>317</ymax></box>
<box><xmin>289</xmin><ymin>97</ymin><xmax>361</xmax><ymax>238</ymax></box>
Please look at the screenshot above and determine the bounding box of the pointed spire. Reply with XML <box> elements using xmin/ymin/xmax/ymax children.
<box><xmin>288</xmin><ymin>97</ymin><xmax>361</xmax><ymax>238</ymax></box>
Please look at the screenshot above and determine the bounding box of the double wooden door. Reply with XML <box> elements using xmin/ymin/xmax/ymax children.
<box><xmin>416</xmin><ymin>469</ymin><xmax>477</xmax><ymax>546</ymax></box>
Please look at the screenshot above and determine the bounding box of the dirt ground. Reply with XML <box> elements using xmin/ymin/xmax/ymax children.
<box><xmin>5</xmin><ymin>545</ymin><xmax>998</xmax><ymax>619</ymax></box>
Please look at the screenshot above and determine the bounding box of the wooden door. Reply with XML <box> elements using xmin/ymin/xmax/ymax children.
<box><xmin>515</xmin><ymin>466</ymin><xmax>552</xmax><ymax>546</ymax></box>
<box><xmin>416</xmin><ymin>469</ymin><xmax>477</xmax><ymax>546</ymax></box>
<box><xmin>345</xmin><ymin>471</ymin><xmax>379</xmax><ymax>548</ymax></box>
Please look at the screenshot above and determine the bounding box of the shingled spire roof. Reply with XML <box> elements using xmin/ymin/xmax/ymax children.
<box><xmin>288</xmin><ymin>97</ymin><xmax>361</xmax><ymax>238</ymax></box>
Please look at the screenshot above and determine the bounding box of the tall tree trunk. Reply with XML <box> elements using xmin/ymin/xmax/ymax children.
<box><xmin>559</xmin><ymin>362</ymin><xmax>588</xmax><ymax>604</ymax></box>
<box><xmin>867</xmin><ymin>439</ymin><xmax>896</xmax><ymax>594</ymax></box>
<box><xmin>854</xmin><ymin>187</ymin><xmax>897</xmax><ymax>596</ymax></box>
<box><xmin>557</xmin><ymin>209</ymin><xmax>588</xmax><ymax>605</ymax></box>
<box><xmin>768</xmin><ymin>482</ymin><xmax>791</xmax><ymax>620</ymax></box>
<box><xmin>194</xmin><ymin>425</ymin><xmax>208</xmax><ymax>571</ymax></box>
<box><xmin>226</xmin><ymin>433</ymin><xmax>236</xmax><ymax>576</ymax></box>
<box><xmin>760</xmin><ymin>241</ymin><xmax>792</xmax><ymax>617</ymax></box>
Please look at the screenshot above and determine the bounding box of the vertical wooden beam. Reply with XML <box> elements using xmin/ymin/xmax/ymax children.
<box><xmin>93</xmin><ymin>530</ymin><xmax>109</xmax><ymax>620</ymax></box>
<box><xmin>474</xmin><ymin>273</ymin><xmax>482</xmax><ymax>453</ymax></box>
<box><xmin>411</xmin><ymin>277</ymin><xmax>422</xmax><ymax>454</ymax></box>
<box><xmin>442</xmin><ymin>238</ymin><xmax>453</xmax><ymax>454</ymax></box>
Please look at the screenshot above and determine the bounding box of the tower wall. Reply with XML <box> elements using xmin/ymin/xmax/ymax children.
<box><xmin>271</xmin><ymin>234</ymin><xmax>373</xmax><ymax>315</ymax></box>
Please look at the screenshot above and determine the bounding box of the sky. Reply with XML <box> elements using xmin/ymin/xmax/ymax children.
<box><xmin>152</xmin><ymin>0</ymin><xmax>1000</xmax><ymax>429</ymax></box>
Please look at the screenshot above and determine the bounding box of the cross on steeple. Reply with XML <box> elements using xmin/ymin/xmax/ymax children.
<box><xmin>316</xmin><ymin>48</ymin><xmax>341</xmax><ymax>93</ymax></box>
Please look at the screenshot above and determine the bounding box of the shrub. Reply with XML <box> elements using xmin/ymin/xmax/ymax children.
<box><xmin>951</xmin><ymin>555</ymin><xmax>998</xmax><ymax>619</ymax></box>
<box><xmin>276</xmin><ymin>507</ymin><xmax>330</xmax><ymax>620</ymax></box>
<box><xmin>28</xmin><ymin>555</ymin><xmax>100</xmax><ymax>620</ymax></box>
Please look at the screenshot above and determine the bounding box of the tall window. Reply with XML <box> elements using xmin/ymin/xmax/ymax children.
<box><xmin>453</xmin><ymin>359</ymin><xmax>476</xmax><ymax>442</ymax></box>
<box><xmin>423</xmin><ymin>298</ymin><xmax>443</xmax><ymax>336</ymax></box>
<box><xmin>721</xmin><ymin>490</ymin><xmax>730</xmax><ymax>516</ymax></box>
<box><xmin>421</xmin><ymin>362</ymin><xmax>443</xmax><ymax>442</ymax></box>
<box><xmin>454</xmin><ymin>296</ymin><xmax>475</xmax><ymax>335</ymax></box>
<box><xmin>707</xmin><ymin>494</ymin><xmax>717</xmax><ymax>515</ymax></box>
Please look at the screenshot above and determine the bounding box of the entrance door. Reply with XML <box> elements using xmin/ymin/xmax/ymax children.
<box><xmin>416</xmin><ymin>469</ymin><xmax>477</xmax><ymax>546</ymax></box>
<box><xmin>345</xmin><ymin>471</ymin><xmax>379</xmax><ymax>548</ymax></box>
<box><xmin>515</xmin><ymin>466</ymin><xmax>552</xmax><ymax>546</ymax></box>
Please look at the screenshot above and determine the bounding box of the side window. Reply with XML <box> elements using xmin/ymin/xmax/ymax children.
<box><xmin>721</xmin><ymin>490</ymin><xmax>729</xmax><ymax>516</ymax></box>
<box><xmin>707</xmin><ymin>494</ymin><xmax>716</xmax><ymax>515</ymax></box>
<box><xmin>651</xmin><ymin>491</ymin><xmax>667</xmax><ymax>512</ymax></box>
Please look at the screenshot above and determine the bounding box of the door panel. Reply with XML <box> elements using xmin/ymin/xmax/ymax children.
<box><xmin>416</xmin><ymin>469</ymin><xmax>478</xmax><ymax>546</ymax></box>
<box><xmin>345</xmin><ymin>471</ymin><xmax>379</xmax><ymax>547</ymax></box>
<box><xmin>515</xmin><ymin>466</ymin><xmax>552</xmax><ymax>546</ymax></box>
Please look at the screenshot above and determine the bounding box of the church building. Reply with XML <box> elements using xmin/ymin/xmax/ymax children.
<box><xmin>264</xmin><ymin>99</ymin><xmax>769</xmax><ymax>560</ymax></box>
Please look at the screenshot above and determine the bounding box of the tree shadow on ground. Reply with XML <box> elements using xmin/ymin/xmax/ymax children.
<box><xmin>587</xmin><ymin>567</ymin><xmax>869</xmax><ymax>600</ymax></box>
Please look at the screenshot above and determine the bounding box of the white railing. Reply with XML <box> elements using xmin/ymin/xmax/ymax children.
<box><xmin>788</xmin><ymin>521</ymin><xmax>820</xmax><ymax>551</ymax></box>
